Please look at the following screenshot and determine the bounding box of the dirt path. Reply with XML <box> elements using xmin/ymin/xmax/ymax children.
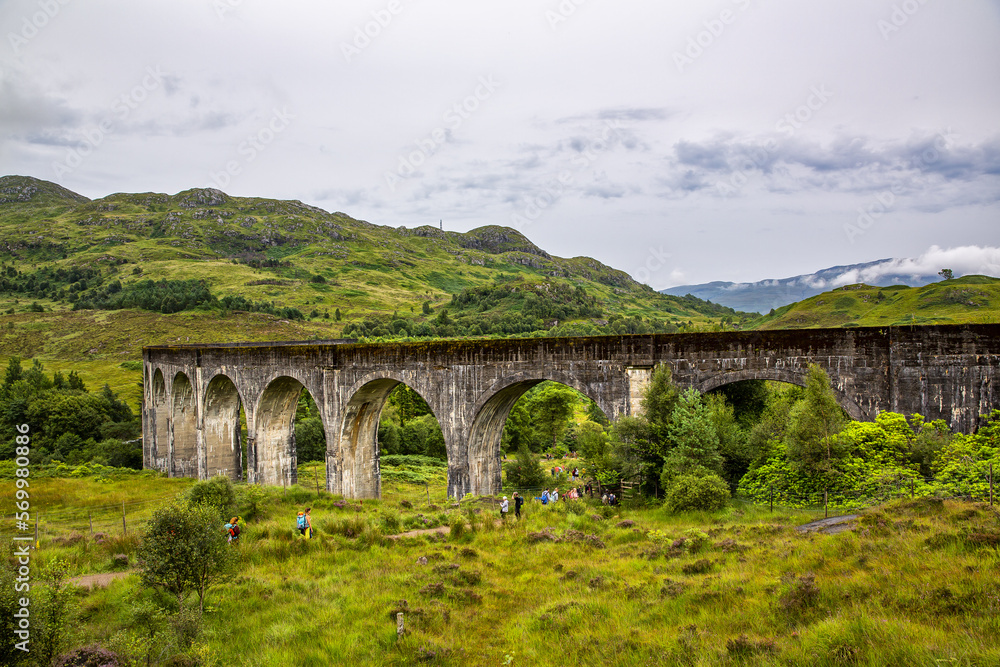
<box><xmin>795</xmin><ymin>514</ymin><xmax>860</xmax><ymax>535</ymax></box>
<box><xmin>68</xmin><ymin>571</ymin><xmax>132</xmax><ymax>589</ymax></box>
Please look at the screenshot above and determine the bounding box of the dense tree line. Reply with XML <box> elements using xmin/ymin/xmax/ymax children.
<box><xmin>344</xmin><ymin>278</ymin><xmax>681</xmax><ymax>340</ymax></box>
<box><xmin>0</xmin><ymin>263</ymin><xmax>103</xmax><ymax>301</ymax></box>
<box><xmin>1</xmin><ymin>264</ymin><xmax>305</xmax><ymax>319</ymax></box>
<box><xmin>73</xmin><ymin>278</ymin><xmax>214</xmax><ymax>314</ymax></box>
<box><xmin>0</xmin><ymin>357</ymin><xmax>141</xmax><ymax>466</ymax></box>
<box><xmin>498</xmin><ymin>364</ymin><xmax>1000</xmax><ymax>511</ymax></box>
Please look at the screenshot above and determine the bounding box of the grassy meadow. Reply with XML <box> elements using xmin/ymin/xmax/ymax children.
<box><xmin>5</xmin><ymin>461</ymin><xmax>999</xmax><ymax>666</ymax></box>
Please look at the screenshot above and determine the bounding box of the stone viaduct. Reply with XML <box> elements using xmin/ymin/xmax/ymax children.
<box><xmin>142</xmin><ymin>323</ymin><xmax>1000</xmax><ymax>499</ymax></box>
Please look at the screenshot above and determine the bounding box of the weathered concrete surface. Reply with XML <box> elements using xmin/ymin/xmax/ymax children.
<box><xmin>142</xmin><ymin>324</ymin><xmax>1000</xmax><ymax>498</ymax></box>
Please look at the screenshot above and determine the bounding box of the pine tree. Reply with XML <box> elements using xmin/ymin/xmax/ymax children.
<box><xmin>661</xmin><ymin>388</ymin><xmax>724</xmax><ymax>483</ymax></box>
<box><xmin>785</xmin><ymin>364</ymin><xmax>847</xmax><ymax>481</ymax></box>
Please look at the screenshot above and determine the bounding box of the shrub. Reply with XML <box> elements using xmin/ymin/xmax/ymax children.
<box><xmin>681</xmin><ymin>558</ymin><xmax>714</xmax><ymax>575</ymax></box>
<box><xmin>682</xmin><ymin>529</ymin><xmax>711</xmax><ymax>553</ymax></box>
<box><xmin>320</xmin><ymin>515</ymin><xmax>368</xmax><ymax>538</ymax></box>
<box><xmin>449</xmin><ymin>515</ymin><xmax>467</xmax><ymax>540</ymax></box>
<box><xmin>379</xmin><ymin>511</ymin><xmax>401</xmax><ymax>533</ymax></box>
<box><xmin>235</xmin><ymin>483</ymin><xmax>269</xmax><ymax>521</ymax></box>
<box><xmin>185</xmin><ymin>476</ymin><xmax>237</xmax><ymax>519</ymax></box>
<box><xmin>778</xmin><ymin>573</ymin><xmax>821</xmax><ymax>621</ymax></box>
<box><xmin>664</xmin><ymin>472</ymin><xmax>730</xmax><ymax>513</ymax></box>
<box><xmin>726</xmin><ymin>635</ymin><xmax>777</xmax><ymax>657</ymax></box>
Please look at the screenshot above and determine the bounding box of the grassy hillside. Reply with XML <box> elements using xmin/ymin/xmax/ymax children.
<box><xmin>751</xmin><ymin>275</ymin><xmax>1000</xmax><ymax>330</ymax></box>
<box><xmin>0</xmin><ymin>175</ymin><xmax>752</xmax><ymax>396</ymax></box>
<box><xmin>0</xmin><ymin>175</ymin><xmax>734</xmax><ymax>323</ymax></box>
<box><xmin>5</xmin><ymin>470</ymin><xmax>999</xmax><ymax>666</ymax></box>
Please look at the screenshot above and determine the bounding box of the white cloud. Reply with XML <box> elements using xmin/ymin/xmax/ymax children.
<box><xmin>831</xmin><ymin>245</ymin><xmax>1000</xmax><ymax>285</ymax></box>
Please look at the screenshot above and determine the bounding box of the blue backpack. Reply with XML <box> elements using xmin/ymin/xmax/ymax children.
<box><xmin>296</xmin><ymin>512</ymin><xmax>306</xmax><ymax>529</ymax></box>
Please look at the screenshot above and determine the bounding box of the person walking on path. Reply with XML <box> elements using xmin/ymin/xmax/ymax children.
<box><xmin>513</xmin><ymin>492</ymin><xmax>524</xmax><ymax>519</ymax></box>
<box><xmin>500</xmin><ymin>496</ymin><xmax>509</xmax><ymax>520</ymax></box>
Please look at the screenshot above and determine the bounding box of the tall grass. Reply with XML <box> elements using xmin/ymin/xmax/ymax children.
<box><xmin>13</xmin><ymin>476</ymin><xmax>1000</xmax><ymax>666</ymax></box>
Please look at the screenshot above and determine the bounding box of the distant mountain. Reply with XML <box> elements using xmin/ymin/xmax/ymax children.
<box><xmin>661</xmin><ymin>260</ymin><xmax>948</xmax><ymax>314</ymax></box>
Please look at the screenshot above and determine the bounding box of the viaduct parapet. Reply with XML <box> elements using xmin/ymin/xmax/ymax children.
<box><xmin>142</xmin><ymin>324</ymin><xmax>1000</xmax><ymax>498</ymax></box>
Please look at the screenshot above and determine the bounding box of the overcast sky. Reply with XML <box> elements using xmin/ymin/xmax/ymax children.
<box><xmin>2</xmin><ymin>0</ymin><xmax>998</xmax><ymax>288</ymax></box>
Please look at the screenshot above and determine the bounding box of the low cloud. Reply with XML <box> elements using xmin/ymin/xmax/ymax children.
<box><xmin>831</xmin><ymin>245</ymin><xmax>1000</xmax><ymax>286</ymax></box>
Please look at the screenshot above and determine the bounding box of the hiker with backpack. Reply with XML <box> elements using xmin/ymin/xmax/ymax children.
<box><xmin>224</xmin><ymin>516</ymin><xmax>241</xmax><ymax>544</ymax></box>
<box><xmin>513</xmin><ymin>492</ymin><xmax>524</xmax><ymax>519</ymax></box>
<box><xmin>296</xmin><ymin>507</ymin><xmax>313</xmax><ymax>539</ymax></box>
<box><xmin>500</xmin><ymin>496</ymin><xmax>509</xmax><ymax>520</ymax></box>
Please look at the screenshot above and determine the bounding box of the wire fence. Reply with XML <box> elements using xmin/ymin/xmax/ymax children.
<box><xmin>1</xmin><ymin>493</ymin><xmax>182</xmax><ymax>548</ymax></box>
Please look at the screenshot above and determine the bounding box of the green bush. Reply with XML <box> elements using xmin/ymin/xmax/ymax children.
<box><xmin>664</xmin><ymin>473</ymin><xmax>731</xmax><ymax>513</ymax></box>
<box><xmin>185</xmin><ymin>476</ymin><xmax>237</xmax><ymax>520</ymax></box>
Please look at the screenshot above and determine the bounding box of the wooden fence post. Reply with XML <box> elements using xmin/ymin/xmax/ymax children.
<box><xmin>315</xmin><ymin>467</ymin><xmax>321</xmax><ymax>497</ymax></box>
<box><xmin>122</xmin><ymin>501</ymin><xmax>127</xmax><ymax>535</ymax></box>
<box><xmin>910</xmin><ymin>478</ymin><xmax>915</xmax><ymax>499</ymax></box>
<box><xmin>769</xmin><ymin>485</ymin><xmax>773</xmax><ymax>512</ymax></box>
<box><xmin>824</xmin><ymin>489</ymin><xmax>829</xmax><ymax>519</ymax></box>
<box><xmin>990</xmin><ymin>462</ymin><xmax>994</xmax><ymax>507</ymax></box>
<box><xmin>88</xmin><ymin>511</ymin><xmax>93</xmax><ymax>537</ymax></box>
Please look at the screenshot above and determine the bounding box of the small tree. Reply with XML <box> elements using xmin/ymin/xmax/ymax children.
<box><xmin>503</xmin><ymin>441</ymin><xmax>547</xmax><ymax>489</ymax></box>
<box><xmin>938</xmin><ymin>268</ymin><xmax>954</xmax><ymax>280</ymax></box>
<box><xmin>137</xmin><ymin>502</ymin><xmax>234</xmax><ymax>614</ymax></box>
<box><xmin>37</xmin><ymin>559</ymin><xmax>73</xmax><ymax>667</ymax></box>
<box><xmin>528</xmin><ymin>383</ymin><xmax>579</xmax><ymax>449</ymax></box>
<box><xmin>640</xmin><ymin>363</ymin><xmax>680</xmax><ymax>437</ymax></box>
<box><xmin>661</xmin><ymin>388</ymin><xmax>724</xmax><ymax>485</ymax></box>
<box><xmin>785</xmin><ymin>364</ymin><xmax>847</xmax><ymax>483</ymax></box>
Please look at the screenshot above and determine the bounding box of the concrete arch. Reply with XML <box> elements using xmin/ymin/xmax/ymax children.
<box><xmin>204</xmin><ymin>374</ymin><xmax>244</xmax><ymax>480</ymax></box>
<box><xmin>253</xmin><ymin>376</ymin><xmax>309</xmax><ymax>486</ymax></box>
<box><xmin>151</xmin><ymin>368</ymin><xmax>168</xmax><ymax>461</ymax></box>
<box><xmin>338</xmin><ymin>373</ymin><xmax>439</xmax><ymax>499</ymax></box>
<box><xmin>470</xmin><ymin>370</ymin><xmax>613</xmax><ymax>423</ymax></box>
<box><xmin>695</xmin><ymin>369</ymin><xmax>867</xmax><ymax>421</ymax></box>
<box><xmin>467</xmin><ymin>373</ymin><xmax>611</xmax><ymax>496</ymax></box>
<box><xmin>171</xmin><ymin>372</ymin><xmax>198</xmax><ymax>478</ymax></box>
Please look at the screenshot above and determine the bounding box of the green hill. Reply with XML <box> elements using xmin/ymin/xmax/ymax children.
<box><xmin>0</xmin><ymin>175</ymin><xmax>750</xmax><ymax>398</ymax></box>
<box><xmin>751</xmin><ymin>275</ymin><xmax>1000</xmax><ymax>329</ymax></box>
